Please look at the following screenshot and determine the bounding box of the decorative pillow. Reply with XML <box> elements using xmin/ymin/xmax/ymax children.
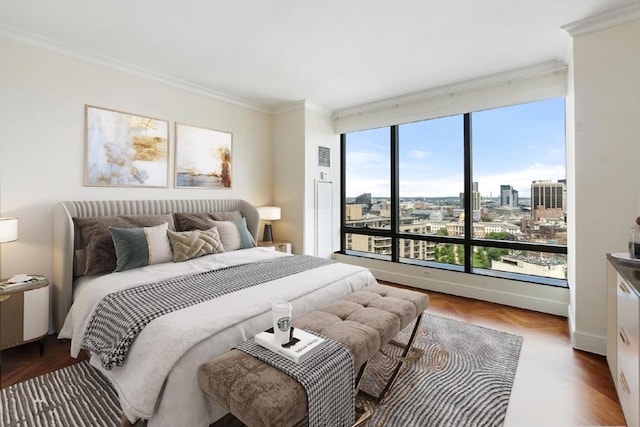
<box><xmin>210</xmin><ymin>217</ymin><xmax>256</xmax><ymax>251</ymax></box>
<box><xmin>73</xmin><ymin>214</ymin><xmax>175</xmax><ymax>275</ymax></box>
<box><xmin>210</xmin><ymin>210</ymin><xmax>242</xmax><ymax>222</ymax></box>
<box><xmin>173</xmin><ymin>211</ymin><xmax>243</xmax><ymax>231</ymax></box>
<box><xmin>167</xmin><ymin>226</ymin><xmax>225</xmax><ymax>262</ymax></box>
<box><xmin>109</xmin><ymin>223</ymin><xmax>173</xmax><ymax>272</ymax></box>
<box><xmin>174</xmin><ymin>212</ymin><xmax>216</xmax><ymax>232</ymax></box>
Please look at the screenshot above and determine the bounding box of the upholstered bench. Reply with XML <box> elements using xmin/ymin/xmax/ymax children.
<box><xmin>197</xmin><ymin>284</ymin><xmax>429</xmax><ymax>427</ymax></box>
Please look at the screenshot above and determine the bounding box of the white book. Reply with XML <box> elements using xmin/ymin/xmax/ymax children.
<box><xmin>254</xmin><ymin>328</ymin><xmax>326</xmax><ymax>364</ymax></box>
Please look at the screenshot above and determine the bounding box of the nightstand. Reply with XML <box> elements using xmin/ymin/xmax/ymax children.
<box><xmin>0</xmin><ymin>276</ymin><xmax>49</xmax><ymax>355</ymax></box>
<box><xmin>257</xmin><ymin>240</ymin><xmax>292</xmax><ymax>254</ymax></box>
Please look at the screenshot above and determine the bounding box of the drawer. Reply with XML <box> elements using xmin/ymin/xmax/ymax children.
<box><xmin>617</xmin><ymin>274</ymin><xmax>640</xmax><ymax>427</ymax></box>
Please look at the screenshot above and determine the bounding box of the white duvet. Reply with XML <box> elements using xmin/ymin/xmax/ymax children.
<box><xmin>59</xmin><ymin>248</ymin><xmax>377</xmax><ymax>426</ymax></box>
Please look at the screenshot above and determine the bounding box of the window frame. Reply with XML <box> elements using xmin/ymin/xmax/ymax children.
<box><xmin>340</xmin><ymin>108</ymin><xmax>568</xmax><ymax>288</ymax></box>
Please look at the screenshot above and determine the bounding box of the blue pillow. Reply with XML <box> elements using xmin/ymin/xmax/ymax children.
<box><xmin>109</xmin><ymin>223</ymin><xmax>173</xmax><ymax>272</ymax></box>
<box><xmin>234</xmin><ymin>217</ymin><xmax>256</xmax><ymax>249</ymax></box>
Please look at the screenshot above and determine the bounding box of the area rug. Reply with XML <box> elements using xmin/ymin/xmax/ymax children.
<box><xmin>0</xmin><ymin>313</ymin><xmax>522</xmax><ymax>427</ymax></box>
<box><xmin>0</xmin><ymin>361</ymin><xmax>120</xmax><ymax>427</ymax></box>
<box><xmin>356</xmin><ymin>313</ymin><xmax>523</xmax><ymax>427</ymax></box>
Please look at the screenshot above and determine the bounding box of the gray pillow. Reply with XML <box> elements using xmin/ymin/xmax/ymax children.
<box><xmin>174</xmin><ymin>211</ymin><xmax>242</xmax><ymax>231</ymax></box>
<box><xmin>73</xmin><ymin>214</ymin><xmax>175</xmax><ymax>275</ymax></box>
<box><xmin>210</xmin><ymin>210</ymin><xmax>242</xmax><ymax>222</ymax></box>
<box><xmin>210</xmin><ymin>217</ymin><xmax>256</xmax><ymax>251</ymax></box>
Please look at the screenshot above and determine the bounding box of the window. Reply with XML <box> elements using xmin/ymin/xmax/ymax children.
<box><xmin>341</xmin><ymin>97</ymin><xmax>567</xmax><ymax>286</ymax></box>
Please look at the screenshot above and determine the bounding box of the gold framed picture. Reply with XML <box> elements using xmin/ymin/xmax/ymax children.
<box><xmin>85</xmin><ymin>105</ymin><xmax>169</xmax><ymax>187</ymax></box>
<box><xmin>175</xmin><ymin>123</ymin><xmax>232</xmax><ymax>189</ymax></box>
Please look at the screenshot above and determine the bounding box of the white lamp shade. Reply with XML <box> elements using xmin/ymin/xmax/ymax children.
<box><xmin>257</xmin><ymin>206</ymin><xmax>281</xmax><ymax>221</ymax></box>
<box><xmin>0</xmin><ymin>217</ymin><xmax>18</xmax><ymax>243</ymax></box>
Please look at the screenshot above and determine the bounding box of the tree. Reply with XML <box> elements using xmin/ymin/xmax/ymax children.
<box><xmin>435</xmin><ymin>244</ymin><xmax>455</xmax><ymax>264</ymax></box>
<box><xmin>473</xmin><ymin>249</ymin><xmax>490</xmax><ymax>268</ymax></box>
<box><xmin>485</xmin><ymin>231</ymin><xmax>511</xmax><ymax>240</ymax></box>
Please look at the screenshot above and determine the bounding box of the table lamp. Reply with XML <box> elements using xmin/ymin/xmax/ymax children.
<box><xmin>256</xmin><ymin>207</ymin><xmax>281</xmax><ymax>243</ymax></box>
<box><xmin>0</xmin><ymin>217</ymin><xmax>18</xmax><ymax>282</ymax></box>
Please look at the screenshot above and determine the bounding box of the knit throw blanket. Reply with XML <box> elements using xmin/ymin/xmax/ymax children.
<box><xmin>236</xmin><ymin>333</ymin><xmax>355</xmax><ymax>427</ymax></box>
<box><xmin>83</xmin><ymin>255</ymin><xmax>332</xmax><ymax>370</ymax></box>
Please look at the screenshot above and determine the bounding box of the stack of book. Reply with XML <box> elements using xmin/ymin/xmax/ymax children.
<box><xmin>255</xmin><ymin>328</ymin><xmax>326</xmax><ymax>363</ymax></box>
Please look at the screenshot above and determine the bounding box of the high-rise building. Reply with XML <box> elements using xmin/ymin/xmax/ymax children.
<box><xmin>459</xmin><ymin>182</ymin><xmax>480</xmax><ymax>211</ymax></box>
<box><xmin>531</xmin><ymin>180</ymin><xmax>564</xmax><ymax>210</ymax></box>
<box><xmin>500</xmin><ymin>185</ymin><xmax>518</xmax><ymax>207</ymax></box>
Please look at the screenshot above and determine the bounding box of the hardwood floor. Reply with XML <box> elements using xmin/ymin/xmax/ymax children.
<box><xmin>0</xmin><ymin>286</ymin><xmax>626</xmax><ymax>426</ymax></box>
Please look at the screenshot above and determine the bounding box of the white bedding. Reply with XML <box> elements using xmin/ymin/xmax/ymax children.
<box><xmin>59</xmin><ymin>247</ymin><xmax>377</xmax><ymax>426</ymax></box>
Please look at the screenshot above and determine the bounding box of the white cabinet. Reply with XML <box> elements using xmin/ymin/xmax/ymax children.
<box><xmin>617</xmin><ymin>273</ymin><xmax>639</xmax><ymax>427</ymax></box>
<box><xmin>608</xmin><ymin>256</ymin><xmax>640</xmax><ymax>427</ymax></box>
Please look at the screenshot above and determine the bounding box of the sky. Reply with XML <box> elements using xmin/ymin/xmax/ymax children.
<box><xmin>345</xmin><ymin>97</ymin><xmax>566</xmax><ymax>198</ymax></box>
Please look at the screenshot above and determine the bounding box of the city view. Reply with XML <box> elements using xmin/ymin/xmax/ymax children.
<box><xmin>343</xmin><ymin>98</ymin><xmax>567</xmax><ymax>285</ymax></box>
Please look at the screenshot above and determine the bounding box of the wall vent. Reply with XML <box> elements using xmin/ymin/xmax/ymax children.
<box><xmin>318</xmin><ymin>146</ymin><xmax>330</xmax><ymax>167</ymax></box>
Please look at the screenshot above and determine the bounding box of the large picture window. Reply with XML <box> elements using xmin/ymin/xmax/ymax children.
<box><xmin>341</xmin><ymin>97</ymin><xmax>567</xmax><ymax>286</ymax></box>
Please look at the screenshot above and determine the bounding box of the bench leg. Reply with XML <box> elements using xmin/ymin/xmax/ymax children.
<box><xmin>361</xmin><ymin>312</ymin><xmax>424</xmax><ymax>404</ymax></box>
<box><xmin>120</xmin><ymin>414</ymin><xmax>146</xmax><ymax>427</ymax></box>
<box><xmin>354</xmin><ymin>361</ymin><xmax>368</xmax><ymax>391</ymax></box>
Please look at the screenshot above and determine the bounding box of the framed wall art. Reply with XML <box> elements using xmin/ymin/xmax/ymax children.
<box><xmin>175</xmin><ymin>123</ymin><xmax>232</xmax><ymax>189</ymax></box>
<box><xmin>84</xmin><ymin>105</ymin><xmax>169</xmax><ymax>187</ymax></box>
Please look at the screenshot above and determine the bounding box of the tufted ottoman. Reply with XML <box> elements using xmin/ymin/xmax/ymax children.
<box><xmin>197</xmin><ymin>284</ymin><xmax>429</xmax><ymax>426</ymax></box>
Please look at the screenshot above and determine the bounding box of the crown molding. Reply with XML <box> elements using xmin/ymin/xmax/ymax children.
<box><xmin>271</xmin><ymin>100</ymin><xmax>306</xmax><ymax>115</ymax></box>
<box><xmin>271</xmin><ymin>100</ymin><xmax>332</xmax><ymax>116</ymax></box>
<box><xmin>561</xmin><ymin>4</ymin><xmax>640</xmax><ymax>37</ymax></box>
<box><xmin>0</xmin><ymin>25</ymin><xmax>272</xmax><ymax>114</ymax></box>
<box><xmin>332</xmin><ymin>60</ymin><xmax>567</xmax><ymax>121</ymax></box>
<box><xmin>304</xmin><ymin>101</ymin><xmax>332</xmax><ymax>117</ymax></box>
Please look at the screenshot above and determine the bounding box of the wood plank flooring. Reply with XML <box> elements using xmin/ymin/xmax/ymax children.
<box><xmin>0</xmin><ymin>285</ymin><xmax>626</xmax><ymax>426</ymax></box>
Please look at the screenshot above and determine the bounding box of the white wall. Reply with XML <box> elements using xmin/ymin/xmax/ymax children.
<box><xmin>272</xmin><ymin>103</ymin><xmax>340</xmax><ymax>257</ymax></box>
<box><xmin>304</xmin><ymin>107</ymin><xmax>340</xmax><ymax>257</ymax></box>
<box><xmin>0</xmin><ymin>38</ymin><xmax>273</xmax><ymax>281</ymax></box>
<box><xmin>569</xmin><ymin>18</ymin><xmax>640</xmax><ymax>354</ymax></box>
<box><xmin>272</xmin><ymin>105</ymin><xmax>305</xmax><ymax>253</ymax></box>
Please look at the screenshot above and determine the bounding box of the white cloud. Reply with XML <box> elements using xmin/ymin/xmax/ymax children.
<box><xmin>347</xmin><ymin>163</ymin><xmax>566</xmax><ymax>198</ymax></box>
<box><xmin>408</xmin><ymin>149</ymin><xmax>431</xmax><ymax>159</ymax></box>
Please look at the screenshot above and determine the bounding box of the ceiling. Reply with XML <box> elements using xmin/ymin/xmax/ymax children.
<box><xmin>0</xmin><ymin>0</ymin><xmax>637</xmax><ymax>113</ymax></box>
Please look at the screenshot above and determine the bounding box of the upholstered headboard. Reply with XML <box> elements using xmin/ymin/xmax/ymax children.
<box><xmin>52</xmin><ymin>199</ymin><xmax>259</xmax><ymax>332</ymax></box>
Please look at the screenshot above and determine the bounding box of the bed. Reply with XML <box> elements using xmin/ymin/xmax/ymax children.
<box><xmin>52</xmin><ymin>199</ymin><xmax>377</xmax><ymax>427</ymax></box>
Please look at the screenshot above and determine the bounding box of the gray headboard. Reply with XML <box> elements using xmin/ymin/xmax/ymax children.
<box><xmin>52</xmin><ymin>199</ymin><xmax>259</xmax><ymax>332</ymax></box>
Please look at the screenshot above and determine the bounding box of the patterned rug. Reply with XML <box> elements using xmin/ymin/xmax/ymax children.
<box><xmin>356</xmin><ymin>313</ymin><xmax>523</xmax><ymax>427</ymax></box>
<box><xmin>0</xmin><ymin>313</ymin><xmax>522</xmax><ymax>427</ymax></box>
<box><xmin>0</xmin><ymin>361</ymin><xmax>120</xmax><ymax>427</ymax></box>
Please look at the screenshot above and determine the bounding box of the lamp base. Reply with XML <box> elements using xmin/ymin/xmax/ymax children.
<box><xmin>263</xmin><ymin>223</ymin><xmax>273</xmax><ymax>243</ymax></box>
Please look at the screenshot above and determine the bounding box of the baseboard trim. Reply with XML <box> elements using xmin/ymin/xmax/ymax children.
<box><xmin>571</xmin><ymin>328</ymin><xmax>606</xmax><ymax>356</ymax></box>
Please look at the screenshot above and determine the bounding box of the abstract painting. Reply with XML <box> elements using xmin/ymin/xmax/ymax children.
<box><xmin>85</xmin><ymin>105</ymin><xmax>169</xmax><ymax>187</ymax></box>
<box><xmin>175</xmin><ymin>123</ymin><xmax>232</xmax><ymax>188</ymax></box>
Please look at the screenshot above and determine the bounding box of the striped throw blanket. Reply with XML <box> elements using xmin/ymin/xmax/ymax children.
<box><xmin>236</xmin><ymin>333</ymin><xmax>355</xmax><ymax>427</ymax></box>
<box><xmin>83</xmin><ymin>255</ymin><xmax>332</xmax><ymax>370</ymax></box>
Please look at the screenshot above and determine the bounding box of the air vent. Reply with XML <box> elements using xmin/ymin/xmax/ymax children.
<box><xmin>318</xmin><ymin>146</ymin><xmax>330</xmax><ymax>167</ymax></box>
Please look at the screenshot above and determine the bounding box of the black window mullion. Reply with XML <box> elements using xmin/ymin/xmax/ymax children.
<box><xmin>340</xmin><ymin>133</ymin><xmax>347</xmax><ymax>252</ymax></box>
<box><xmin>463</xmin><ymin>113</ymin><xmax>473</xmax><ymax>273</ymax></box>
<box><xmin>391</xmin><ymin>125</ymin><xmax>399</xmax><ymax>262</ymax></box>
